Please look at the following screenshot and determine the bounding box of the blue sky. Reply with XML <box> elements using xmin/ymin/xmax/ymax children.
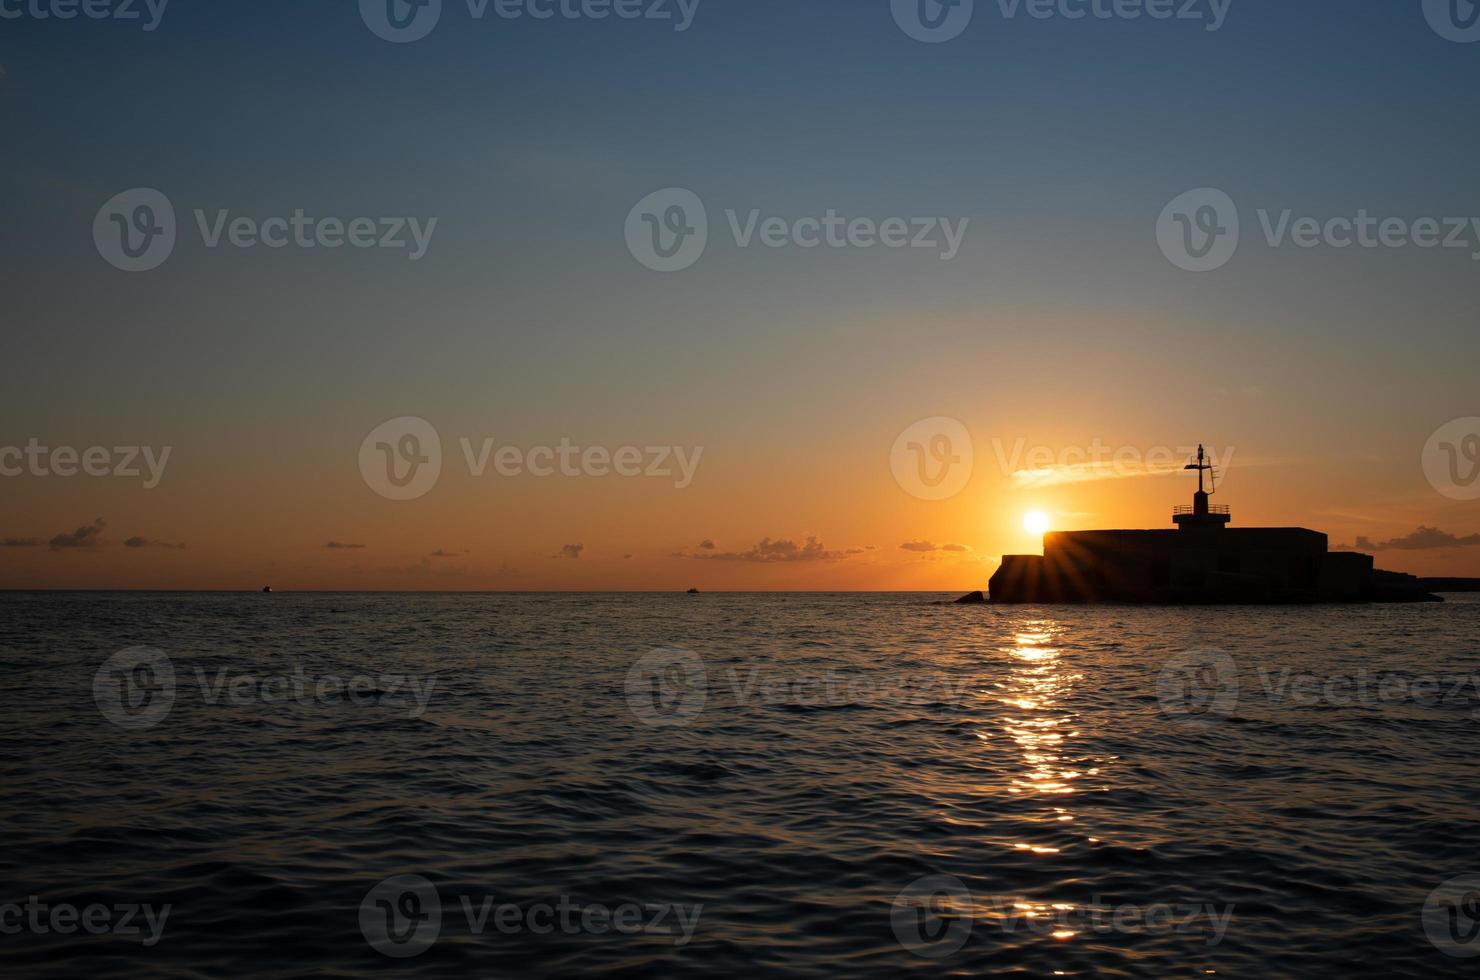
<box><xmin>2</xmin><ymin>0</ymin><xmax>1479</xmax><ymax>587</ymax></box>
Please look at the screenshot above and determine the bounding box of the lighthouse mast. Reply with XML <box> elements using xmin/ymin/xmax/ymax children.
<box><xmin>1174</xmin><ymin>443</ymin><xmax>1231</xmax><ymax>528</ymax></box>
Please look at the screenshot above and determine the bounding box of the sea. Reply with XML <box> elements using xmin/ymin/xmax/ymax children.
<box><xmin>1</xmin><ymin>591</ymin><xmax>1477</xmax><ymax>978</ymax></box>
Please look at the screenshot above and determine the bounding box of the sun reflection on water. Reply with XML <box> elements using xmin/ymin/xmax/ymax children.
<box><xmin>986</xmin><ymin>620</ymin><xmax>1108</xmax><ymax>950</ymax></box>
<box><xmin>999</xmin><ymin>624</ymin><xmax>1085</xmax><ymax>804</ymax></box>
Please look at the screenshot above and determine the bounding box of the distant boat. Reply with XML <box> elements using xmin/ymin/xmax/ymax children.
<box><xmin>686</xmin><ymin>587</ymin><xmax>700</xmax><ymax>594</ymax></box>
<box><xmin>262</xmin><ymin>586</ymin><xmax>273</xmax><ymax>593</ymax></box>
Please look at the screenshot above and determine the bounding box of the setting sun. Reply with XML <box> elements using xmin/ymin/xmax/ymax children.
<box><xmin>1024</xmin><ymin>511</ymin><xmax>1052</xmax><ymax>535</ymax></box>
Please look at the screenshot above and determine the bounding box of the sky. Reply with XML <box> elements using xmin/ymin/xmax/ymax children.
<box><xmin>1</xmin><ymin>0</ymin><xmax>1479</xmax><ymax>590</ymax></box>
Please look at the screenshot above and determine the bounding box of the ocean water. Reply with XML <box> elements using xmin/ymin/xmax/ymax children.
<box><xmin>1</xmin><ymin>591</ymin><xmax>1478</xmax><ymax>977</ymax></box>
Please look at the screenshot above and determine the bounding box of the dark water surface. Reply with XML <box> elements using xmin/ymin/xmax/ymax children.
<box><xmin>1</xmin><ymin>592</ymin><xmax>1478</xmax><ymax>977</ymax></box>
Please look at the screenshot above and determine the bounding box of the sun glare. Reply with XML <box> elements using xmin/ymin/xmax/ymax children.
<box><xmin>1024</xmin><ymin>511</ymin><xmax>1051</xmax><ymax>535</ymax></box>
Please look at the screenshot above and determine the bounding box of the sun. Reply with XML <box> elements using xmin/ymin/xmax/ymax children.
<box><xmin>1023</xmin><ymin>511</ymin><xmax>1051</xmax><ymax>535</ymax></box>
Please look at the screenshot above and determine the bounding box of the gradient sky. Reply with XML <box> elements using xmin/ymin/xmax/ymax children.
<box><xmin>2</xmin><ymin>0</ymin><xmax>1478</xmax><ymax>589</ymax></box>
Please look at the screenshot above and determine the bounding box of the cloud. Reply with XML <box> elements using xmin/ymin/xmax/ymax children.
<box><xmin>1010</xmin><ymin>460</ymin><xmax>1182</xmax><ymax>489</ymax></box>
<box><xmin>325</xmin><ymin>541</ymin><xmax>367</xmax><ymax>550</ymax></box>
<box><xmin>556</xmin><ymin>543</ymin><xmax>584</xmax><ymax>560</ymax></box>
<box><xmin>1003</xmin><ymin>447</ymin><xmax>1273</xmax><ymax>491</ymax></box>
<box><xmin>124</xmin><ymin>537</ymin><xmax>185</xmax><ymax>550</ymax></box>
<box><xmin>677</xmin><ymin>536</ymin><xmax>858</xmax><ymax>563</ymax></box>
<box><xmin>1</xmin><ymin>537</ymin><xmax>41</xmax><ymax>548</ymax></box>
<box><xmin>1351</xmin><ymin>526</ymin><xmax>1480</xmax><ymax>552</ymax></box>
<box><xmin>698</xmin><ymin>539</ymin><xmax>716</xmax><ymax>550</ymax></box>
<box><xmin>900</xmin><ymin>541</ymin><xmax>973</xmax><ymax>554</ymax></box>
<box><xmin>50</xmin><ymin>519</ymin><xmax>106</xmax><ymax>551</ymax></box>
<box><xmin>429</xmin><ymin>548</ymin><xmax>469</xmax><ymax>558</ymax></box>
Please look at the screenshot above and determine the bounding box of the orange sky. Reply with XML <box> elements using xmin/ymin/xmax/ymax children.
<box><xmin>3</xmin><ymin>405</ymin><xmax>1477</xmax><ymax>590</ymax></box>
